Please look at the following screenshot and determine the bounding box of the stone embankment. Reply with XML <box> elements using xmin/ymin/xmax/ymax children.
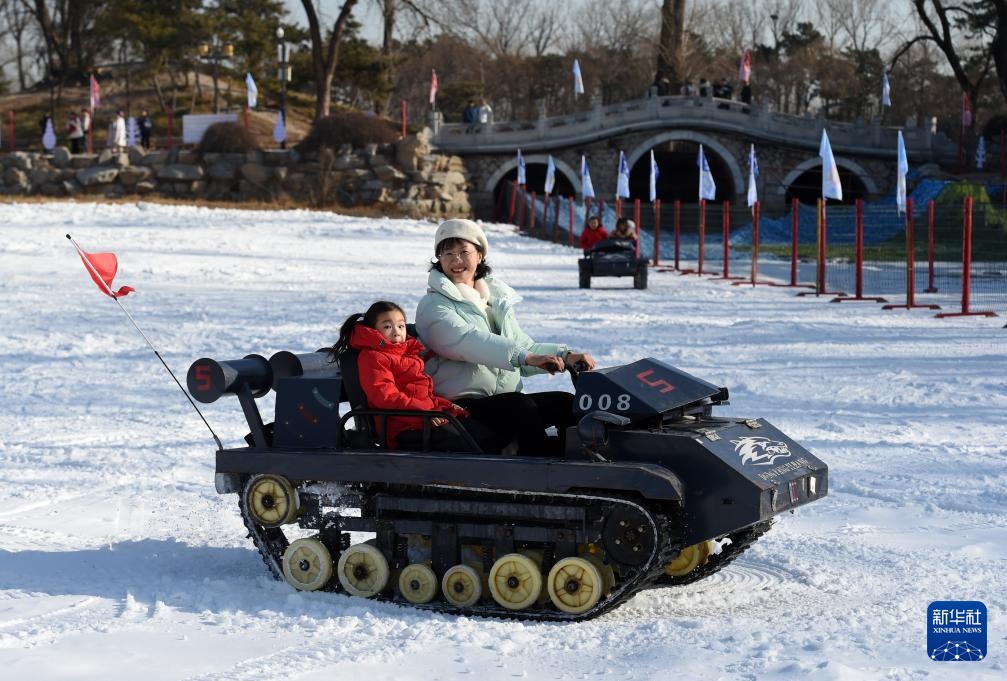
<box><xmin>0</xmin><ymin>129</ymin><xmax>471</xmax><ymax>216</ymax></box>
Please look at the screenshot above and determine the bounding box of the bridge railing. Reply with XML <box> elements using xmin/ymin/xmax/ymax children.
<box><xmin>431</xmin><ymin>94</ymin><xmax>955</xmax><ymax>162</ymax></box>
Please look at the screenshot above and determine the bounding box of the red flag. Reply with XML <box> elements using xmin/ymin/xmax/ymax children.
<box><xmin>962</xmin><ymin>92</ymin><xmax>972</xmax><ymax>127</ymax></box>
<box><xmin>429</xmin><ymin>69</ymin><xmax>438</xmax><ymax>106</ymax></box>
<box><xmin>75</xmin><ymin>247</ymin><xmax>134</xmax><ymax>298</ymax></box>
<box><xmin>89</xmin><ymin>75</ymin><xmax>101</xmax><ymax>110</ymax></box>
<box><xmin>738</xmin><ymin>49</ymin><xmax>752</xmax><ymax>84</ymax></box>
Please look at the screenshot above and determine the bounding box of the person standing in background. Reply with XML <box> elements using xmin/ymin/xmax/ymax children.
<box><xmin>138</xmin><ymin>109</ymin><xmax>153</xmax><ymax>149</ymax></box>
<box><xmin>67</xmin><ymin>111</ymin><xmax>84</xmax><ymax>153</ymax></box>
<box><xmin>107</xmin><ymin>110</ymin><xmax>126</xmax><ymax>152</ymax></box>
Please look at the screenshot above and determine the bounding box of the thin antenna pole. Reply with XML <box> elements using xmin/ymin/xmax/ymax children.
<box><xmin>67</xmin><ymin>234</ymin><xmax>223</xmax><ymax>451</ymax></box>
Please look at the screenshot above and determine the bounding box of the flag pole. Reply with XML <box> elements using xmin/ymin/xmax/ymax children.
<box><xmin>66</xmin><ymin>234</ymin><xmax>223</xmax><ymax>451</ymax></box>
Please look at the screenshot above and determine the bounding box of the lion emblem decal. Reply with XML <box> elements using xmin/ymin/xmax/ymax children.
<box><xmin>731</xmin><ymin>436</ymin><xmax>793</xmax><ymax>466</ymax></box>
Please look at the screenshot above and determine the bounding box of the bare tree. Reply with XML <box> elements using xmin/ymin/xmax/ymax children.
<box><xmin>301</xmin><ymin>0</ymin><xmax>361</xmax><ymax>120</ymax></box>
<box><xmin>2</xmin><ymin>1</ymin><xmax>34</xmax><ymax>90</ymax></box>
<box><xmin>893</xmin><ymin>0</ymin><xmax>1004</xmax><ymax>126</ymax></box>
<box><xmin>436</xmin><ymin>0</ymin><xmax>565</xmax><ymax>58</ymax></box>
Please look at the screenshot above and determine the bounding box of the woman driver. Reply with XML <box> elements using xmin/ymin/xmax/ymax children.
<box><xmin>415</xmin><ymin>219</ymin><xmax>596</xmax><ymax>455</ymax></box>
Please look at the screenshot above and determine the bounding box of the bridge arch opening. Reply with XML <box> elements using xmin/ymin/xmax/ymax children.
<box><xmin>628</xmin><ymin>140</ymin><xmax>735</xmax><ymax>203</ymax></box>
<box><xmin>490</xmin><ymin>161</ymin><xmax>576</xmax><ymax>219</ymax></box>
<box><xmin>781</xmin><ymin>158</ymin><xmax>874</xmax><ymax>206</ymax></box>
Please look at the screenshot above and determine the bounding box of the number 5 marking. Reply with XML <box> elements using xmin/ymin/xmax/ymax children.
<box><xmin>194</xmin><ymin>364</ymin><xmax>212</xmax><ymax>391</ymax></box>
<box><xmin>636</xmin><ymin>369</ymin><xmax>675</xmax><ymax>394</ymax></box>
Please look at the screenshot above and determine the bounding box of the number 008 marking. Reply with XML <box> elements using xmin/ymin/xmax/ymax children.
<box><xmin>578</xmin><ymin>393</ymin><xmax>631</xmax><ymax>412</ymax></box>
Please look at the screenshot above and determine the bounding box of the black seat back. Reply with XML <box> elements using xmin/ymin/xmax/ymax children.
<box><xmin>337</xmin><ymin>349</ymin><xmax>384</xmax><ymax>447</ymax></box>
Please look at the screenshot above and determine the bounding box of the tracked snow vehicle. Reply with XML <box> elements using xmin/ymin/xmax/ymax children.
<box><xmin>188</xmin><ymin>351</ymin><xmax>827</xmax><ymax>621</ymax></box>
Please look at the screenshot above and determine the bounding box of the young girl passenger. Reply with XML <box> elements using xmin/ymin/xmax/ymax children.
<box><xmin>331</xmin><ymin>301</ymin><xmax>500</xmax><ymax>452</ymax></box>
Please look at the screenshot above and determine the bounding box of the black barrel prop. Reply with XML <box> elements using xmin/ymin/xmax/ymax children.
<box><xmin>187</xmin><ymin>355</ymin><xmax>273</xmax><ymax>403</ymax></box>
<box><xmin>268</xmin><ymin>349</ymin><xmax>339</xmax><ymax>383</ymax></box>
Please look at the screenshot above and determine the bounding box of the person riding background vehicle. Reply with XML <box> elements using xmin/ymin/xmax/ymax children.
<box><xmin>415</xmin><ymin>219</ymin><xmax>596</xmax><ymax>455</ymax></box>
<box><xmin>580</xmin><ymin>215</ymin><xmax>608</xmax><ymax>252</ymax></box>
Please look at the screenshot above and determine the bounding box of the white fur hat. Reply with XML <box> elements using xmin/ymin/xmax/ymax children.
<box><xmin>434</xmin><ymin>219</ymin><xmax>489</xmax><ymax>256</ymax></box>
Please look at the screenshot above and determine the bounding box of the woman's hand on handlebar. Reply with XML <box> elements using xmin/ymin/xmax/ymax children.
<box><xmin>526</xmin><ymin>353</ymin><xmax>565</xmax><ymax>374</ymax></box>
<box><xmin>566</xmin><ymin>352</ymin><xmax>596</xmax><ymax>371</ymax></box>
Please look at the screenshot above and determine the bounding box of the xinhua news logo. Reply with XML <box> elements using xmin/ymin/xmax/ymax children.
<box><xmin>928</xmin><ymin>601</ymin><xmax>987</xmax><ymax>662</ymax></box>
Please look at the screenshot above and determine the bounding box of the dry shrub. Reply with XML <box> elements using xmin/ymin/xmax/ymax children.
<box><xmin>295</xmin><ymin>111</ymin><xmax>399</xmax><ymax>154</ymax></box>
<box><xmin>196</xmin><ymin>122</ymin><xmax>260</xmax><ymax>156</ymax></box>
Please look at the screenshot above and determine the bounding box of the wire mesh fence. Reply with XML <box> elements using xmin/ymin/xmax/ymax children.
<box><xmin>502</xmin><ymin>181</ymin><xmax>1007</xmax><ymax>318</ymax></box>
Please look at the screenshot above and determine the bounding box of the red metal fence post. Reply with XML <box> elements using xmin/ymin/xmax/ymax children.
<box><xmin>653</xmin><ymin>199</ymin><xmax>662</xmax><ymax>267</ymax></box>
<box><xmin>517</xmin><ymin>185</ymin><xmax>527</xmax><ymax>228</ymax></box>
<box><xmin>925</xmin><ymin>200</ymin><xmax>937</xmax><ymax>292</ymax></box>
<box><xmin>508</xmin><ymin>179</ymin><xmax>518</xmax><ymax>224</ymax></box>
<box><xmin>552</xmin><ymin>196</ymin><xmax>560</xmax><ymax>242</ymax></box>
<box><xmin>568</xmin><ymin>197</ymin><xmax>575</xmax><ymax>247</ymax></box>
<box><xmin>836</xmin><ymin>199</ymin><xmax>886</xmax><ymax>302</ymax></box>
<box><xmin>817</xmin><ymin>199</ymin><xmax>826</xmax><ymax>294</ymax></box>
<box><xmin>935</xmin><ymin>196</ymin><xmax>997</xmax><ymax>318</ymax></box>
<box><xmin>542</xmin><ymin>193</ymin><xmax>550</xmax><ymax>238</ymax></box>
<box><xmin>855</xmin><ymin>199</ymin><xmax>864</xmax><ymax>298</ymax></box>
<box><xmin>529</xmin><ymin>191</ymin><xmax>537</xmax><ymax>233</ymax></box>
<box><xmin>790</xmin><ymin>199</ymin><xmax>799</xmax><ymax>286</ymax></box>
<box><xmin>698</xmin><ymin>199</ymin><xmax>707</xmax><ymax>275</ymax></box>
<box><xmin>674</xmin><ymin>199</ymin><xmax>681</xmax><ymax>271</ymax></box>
<box><xmin>615</xmin><ymin>198</ymin><xmax>622</xmax><ymax>218</ymax></box>
<box><xmin>883</xmin><ymin>198</ymin><xmax>936</xmax><ymax>309</ymax></box>
<box><xmin>633</xmin><ymin>198</ymin><xmax>641</xmax><ymax>257</ymax></box>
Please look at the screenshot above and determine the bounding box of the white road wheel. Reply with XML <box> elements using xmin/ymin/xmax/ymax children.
<box><xmin>244</xmin><ymin>474</ymin><xmax>299</xmax><ymax>527</ymax></box>
<box><xmin>547</xmin><ymin>557</ymin><xmax>603</xmax><ymax>615</ymax></box>
<box><xmin>398</xmin><ymin>563</ymin><xmax>438</xmax><ymax>604</ymax></box>
<box><xmin>337</xmin><ymin>543</ymin><xmax>390</xmax><ymax>597</ymax></box>
<box><xmin>579</xmin><ymin>551</ymin><xmax>616</xmax><ymax>596</ymax></box>
<box><xmin>282</xmin><ymin>538</ymin><xmax>333</xmax><ymax>591</ymax></box>
<box><xmin>442</xmin><ymin>564</ymin><xmax>482</xmax><ymax>608</ymax></box>
<box><xmin>488</xmin><ymin>553</ymin><xmax>543</xmax><ymax>610</ymax></box>
<box><xmin>664</xmin><ymin>541</ymin><xmax>710</xmax><ymax>577</ymax></box>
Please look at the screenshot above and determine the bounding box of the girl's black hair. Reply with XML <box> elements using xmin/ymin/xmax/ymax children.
<box><xmin>428</xmin><ymin>237</ymin><xmax>492</xmax><ymax>280</ymax></box>
<box><xmin>328</xmin><ymin>300</ymin><xmax>405</xmax><ymax>360</ymax></box>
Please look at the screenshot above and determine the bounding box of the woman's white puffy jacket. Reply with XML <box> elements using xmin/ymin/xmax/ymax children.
<box><xmin>415</xmin><ymin>270</ymin><xmax>567</xmax><ymax>400</ymax></box>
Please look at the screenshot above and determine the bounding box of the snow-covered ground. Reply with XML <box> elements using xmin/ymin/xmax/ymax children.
<box><xmin>1</xmin><ymin>201</ymin><xmax>1004</xmax><ymax>680</ymax></box>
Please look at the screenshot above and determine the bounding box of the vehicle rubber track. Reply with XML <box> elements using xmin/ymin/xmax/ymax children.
<box><xmin>651</xmin><ymin>519</ymin><xmax>774</xmax><ymax>589</ymax></box>
<box><xmin>238</xmin><ymin>483</ymin><xmax>684</xmax><ymax>622</ymax></box>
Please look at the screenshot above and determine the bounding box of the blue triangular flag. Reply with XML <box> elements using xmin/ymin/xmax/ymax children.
<box><xmin>697</xmin><ymin>145</ymin><xmax>716</xmax><ymax>201</ymax></box>
<box><xmin>649</xmin><ymin>150</ymin><xmax>660</xmax><ymax>202</ymax></box>
<box><xmin>573</xmin><ymin>59</ymin><xmax>585</xmax><ymax>95</ymax></box>
<box><xmin>896</xmin><ymin>131</ymin><xmax>908</xmax><ymax>214</ymax></box>
<box><xmin>616</xmin><ymin>151</ymin><xmax>630</xmax><ymax>199</ymax></box>
<box><xmin>747</xmin><ymin>144</ymin><xmax>759</xmax><ymax>208</ymax></box>
<box><xmin>516</xmin><ymin>149</ymin><xmax>527</xmax><ymax>185</ymax></box>
<box><xmin>819</xmin><ymin>130</ymin><xmax>843</xmax><ymax>201</ymax></box>
<box><xmin>544</xmin><ymin>155</ymin><xmax>556</xmax><ymax>195</ymax></box>
<box><xmin>581</xmin><ymin>155</ymin><xmax>594</xmax><ymax>198</ymax></box>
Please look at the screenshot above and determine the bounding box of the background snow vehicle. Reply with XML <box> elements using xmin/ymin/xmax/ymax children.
<box><xmin>188</xmin><ymin>351</ymin><xmax>828</xmax><ymax>621</ymax></box>
<box><xmin>578</xmin><ymin>238</ymin><xmax>648</xmax><ymax>289</ymax></box>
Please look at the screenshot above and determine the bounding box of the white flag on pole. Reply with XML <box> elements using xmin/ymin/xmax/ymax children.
<box><xmin>246</xmin><ymin>73</ymin><xmax>258</xmax><ymax>109</ymax></box>
<box><xmin>896</xmin><ymin>131</ymin><xmax>908</xmax><ymax>214</ymax></box>
<box><xmin>616</xmin><ymin>151</ymin><xmax>630</xmax><ymax>199</ymax></box>
<box><xmin>747</xmin><ymin>144</ymin><xmax>759</xmax><ymax>208</ymax></box>
<box><xmin>697</xmin><ymin>145</ymin><xmax>716</xmax><ymax>201</ymax></box>
<box><xmin>573</xmin><ymin>59</ymin><xmax>585</xmax><ymax>95</ymax></box>
<box><xmin>273</xmin><ymin>111</ymin><xmax>286</xmax><ymax>144</ymax></box>
<box><xmin>544</xmin><ymin>155</ymin><xmax>556</xmax><ymax>195</ymax></box>
<box><xmin>819</xmin><ymin>130</ymin><xmax>843</xmax><ymax>201</ymax></box>
<box><xmin>42</xmin><ymin>117</ymin><xmax>56</xmax><ymax>150</ymax></box>
<box><xmin>881</xmin><ymin>71</ymin><xmax>891</xmax><ymax>108</ymax></box>
<box><xmin>976</xmin><ymin>136</ymin><xmax>987</xmax><ymax>169</ymax></box>
<box><xmin>516</xmin><ymin>149</ymin><xmax>527</xmax><ymax>185</ymax></box>
<box><xmin>649</xmin><ymin>150</ymin><xmax>660</xmax><ymax>202</ymax></box>
<box><xmin>581</xmin><ymin>155</ymin><xmax>595</xmax><ymax>198</ymax></box>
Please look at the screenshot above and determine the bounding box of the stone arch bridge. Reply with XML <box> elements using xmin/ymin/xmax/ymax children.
<box><xmin>428</xmin><ymin>96</ymin><xmax>956</xmax><ymax>218</ymax></box>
